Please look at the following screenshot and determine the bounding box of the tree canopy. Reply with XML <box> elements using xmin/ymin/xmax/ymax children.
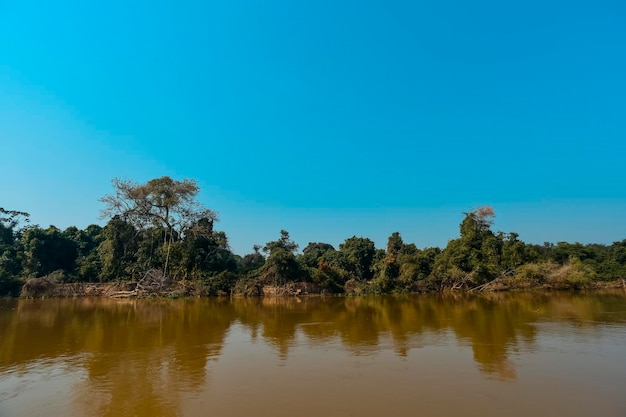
<box><xmin>1</xmin><ymin>181</ymin><xmax>625</xmax><ymax>296</ymax></box>
<box><xmin>100</xmin><ymin>176</ymin><xmax>217</xmax><ymax>238</ymax></box>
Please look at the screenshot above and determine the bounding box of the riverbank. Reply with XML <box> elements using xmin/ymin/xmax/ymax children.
<box><xmin>16</xmin><ymin>276</ymin><xmax>625</xmax><ymax>298</ymax></box>
<box><xmin>18</xmin><ymin>278</ymin><xmax>323</xmax><ymax>298</ymax></box>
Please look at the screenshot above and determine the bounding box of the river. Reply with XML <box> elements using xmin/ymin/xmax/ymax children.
<box><xmin>1</xmin><ymin>291</ymin><xmax>625</xmax><ymax>417</ymax></box>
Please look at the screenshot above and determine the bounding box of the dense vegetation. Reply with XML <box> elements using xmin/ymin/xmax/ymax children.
<box><xmin>1</xmin><ymin>177</ymin><xmax>625</xmax><ymax>296</ymax></box>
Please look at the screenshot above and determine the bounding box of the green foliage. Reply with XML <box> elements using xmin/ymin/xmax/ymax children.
<box><xmin>263</xmin><ymin>230</ymin><xmax>298</xmax><ymax>254</ymax></box>
<box><xmin>393</xmin><ymin>247</ymin><xmax>441</xmax><ymax>292</ymax></box>
<box><xmin>231</xmin><ymin>276</ymin><xmax>262</xmax><ymax>296</ymax></box>
<box><xmin>240</xmin><ymin>245</ymin><xmax>266</xmax><ymax>273</ymax></box>
<box><xmin>500</xmin><ymin>232</ymin><xmax>528</xmax><ymax>270</ymax></box>
<box><xmin>258</xmin><ymin>247</ymin><xmax>302</xmax><ymax>286</ymax></box>
<box><xmin>251</xmin><ymin>231</ymin><xmax>304</xmax><ymax>287</ymax></box>
<box><xmin>507</xmin><ymin>258</ymin><xmax>598</xmax><ymax>289</ymax></box>
<box><xmin>202</xmin><ymin>271</ymin><xmax>238</xmax><ymax>296</ymax></box>
<box><xmin>338</xmin><ymin>236</ymin><xmax>376</xmax><ymax>281</ymax></box>
<box><xmin>512</xmin><ymin>261</ymin><xmax>557</xmax><ymax>285</ymax></box>
<box><xmin>0</xmin><ymin>208</ymin><xmax>30</xmax><ymax>294</ymax></box>
<box><xmin>2</xmin><ymin>189</ymin><xmax>625</xmax><ymax>297</ymax></box>
<box><xmin>525</xmin><ymin>239</ymin><xmax>626</xmax><ymax>281</ymax></box>
<box><xmin>21</xmin><ymin>226</ymin><xmax>78</xmax><ymax>278</ymax></box>
<box><xmin>300</xmin><ymin>242</ymin><xmax>335</xmax><ymax>268</ymax></box>
<box><xmin>172</xmin><ymin>219</ymin><xmax>238</xmax><ymax>279</ymax></box>
<box><xmin>100</xmin><ymin>177</ymin><xmax>216</xmax><ymax>233</ymax></box>
<box><xmin>0</xmin><ymin>207</ymin><xmax>30</xmax><ymax>230</ymax></box>
<box><xmin>429</xmin><ymin>206</ymin><xmax>556</xmax><ymax>290</ymax></box>
<box><xmin>97</xmin><ymin>216</ymin><xmax>139</xmax><ymax>281</ymax></box>
<box><xmin>63</xmin><ymin>225</ymin><xmax>104</xmax><ymax>282</ymax></box>
<box><xmin>308</xmin><ymin>260</ymin><xmax>347</xmax><ymax>293</ymax></box>
<box><xmin>371</xmin><ymin>232</ymin><xmax>404</xmax><ymax>293</ymax></box>
<box><xmin>547</xmin><ymin>257</ymin><xmax>596</xmax><ymax>288</ymax></box>
<box><xmin>100</xmin><ymin>176</ymin><xmax>218</xmax><ymax>277</ymax></box>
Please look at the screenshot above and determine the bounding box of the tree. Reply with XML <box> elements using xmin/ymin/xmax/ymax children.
<box><xmin>299</xmin><ymin>242</ymin><xmax>335</xmax><ymax>268</ymax></box>
<box><xmin>21</xmin><ymin>226</ymin><xmax>78</xmax><ymax>278</ymax></box>
<box><xmin>241</xmin><ymin>245</ymin><xmax>266</xmax><ymax>272</ymax></box>
<box><xmin>0</xmin><ymin>208</ymin><xmax>30</xmax><ymax>294</ymax></box>
<box><xmin>97</xmin><ymin>216</ymin><xmax>140</xmax><ymax>281</ymax></box>
<box><xmin>430</xmin><ymin>207</ymin><xmax>501</xmax><ymax>290</ymax></box>
<box><xmin>338</xmin><ymin>236</ymin><xmax>376</xmax><ymax>281</ymax></box>
<box><xmin>258</xmin><ymin>230</ymin><xmax>302</xmax><ymax>286</ymax></box>
<box><xmin>63</xmin><ymin>225</ymin><xmax>103</xmax><ymax>281</ymax></box>
<box><xmin>100</xmin><ymin>176</ymin><xmax>217</xmax><ymax>275</ymax></box>
<box><xmin>501</xmin><ymin>232</ymin><xmax>527</xmax><ymax>272</ymax></box>
<box><xmin>263</xmin><ymin>230</ymin><xmax>298</xmax><ymax>254</ymax></box>
<box><xmin>178</xmin><ymin>222</ymin><xmax>238</xmax><ymax>278</ymax></box>
<box><xmin>0</xmin><ymin>207</ymin><xmax>30</xmax><ymax>231</ymax></box>
<box><xmin>372</xmin><ymin>232</ymin><xmax>404</xmax><ymax>293</ymax></box>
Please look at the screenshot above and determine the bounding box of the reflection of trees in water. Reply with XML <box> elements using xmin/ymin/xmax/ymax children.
<box><xmin>1</xmin><ymin>290</ymin><xmax>626</xmax><ymax>410</ymax></box>
<box><xmin>80</xmin><ymin>299</ymin><xmax>235</xmax><ymax>416</ymax></box>
<box><xmin>232</xmin><ymin>297</ymin><xmax>322</xmax><ymax>359</ymax></box>
<box><xmin>231</xmin><ymin>293</ymin><xmax>536</xmax><ymax>379</ymax></box>
<box><xmin>228</xmin><ymin>291</ymin><xmax>626</xmax><ymax>380</ymax></box>
<box><xmin>447</xmin><ymin>294</ymin><xmax>539</xmax><ymax>380</ymax></box>
<box><xmin>0</xmin><ymin>298</ymin><xmax>236</xmax><ymax>417</ymax></box>
<box><xmin>85</xmin><ymin>350</ymin><xmax>179</xmax><ymax>417</ymax></box>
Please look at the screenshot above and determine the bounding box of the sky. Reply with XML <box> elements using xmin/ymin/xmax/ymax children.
<box><xmin>1</xmin><ymin>0</ymin><xmax>625</xmax><ymax>255</ymax></box>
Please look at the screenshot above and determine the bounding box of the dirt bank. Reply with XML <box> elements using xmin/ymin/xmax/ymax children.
<box><xmin>19</xmin><ymin>279</ymin><xmax>325</xmax><ymax>298</ymax></box>
<box><xmin>20</xmin><ymin>279</ymin><xmax>136</xmax><ymax>298</ymax></box>
<box><xmin>18</xmin><ymin>277</ymin><xmax>625</xmax><ymax>298</ymax></box>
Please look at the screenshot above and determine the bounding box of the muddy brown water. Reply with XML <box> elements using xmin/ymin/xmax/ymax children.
<box><xmin>1</xmin><ymin>291</ymin><xmax>626</xmax><ymax>417</ymax></box>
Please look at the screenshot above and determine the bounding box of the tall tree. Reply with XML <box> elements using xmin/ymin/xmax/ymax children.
<box><xmin>0</xmin><ymin>208</ymin><xmax>30</xmax><ymax>231</ymax></box>
<box><xmin>100</xmin><ymin>176</ymin><xmax>217</xmax><ymax>275</ymax></box>
<box><xmin>372</xmin><ymin>232</ymin><xmax>404</xmax><ymax>293</ymax></box>
<box><xmin>63</xmin><ymin>225</ymin><xmax>103</xmax><ymax>281</ymax></box>
<box><xmin>241</xmin><ymin>245</ymin><xmax>266</xmax><ymax>272</ymax></box>
<box><xmin>300</xmin><ymin>242</ymin><xmax>335</xmax><ymax>268</ymax></box>
<box><xmin>430</xmin><ymin>207</ymin><xmax>501</xmax><ymax>290</ymax></box>
<box><xmin>0</xmin><ymin>208</ymin><xmax>30</xmax><ymax>294</ymax></box>
<box><xmin>258</xmin><ymin>230</ymin><xmax>302</xmax><ymax>286</ymax></box>
<box><xmin>263</xmin><ymin>230</ymin><xmax>298</xmax><ymax>254</ymax></box>
<box><xmin>97</xmin><ymin>216</ymin><xmax>140</xmax><ymax>281</ymax></box>
<box><xmin>338</xmin><ymin>236</ymin><xmax>376</xmax><ymax>281</ymax></box>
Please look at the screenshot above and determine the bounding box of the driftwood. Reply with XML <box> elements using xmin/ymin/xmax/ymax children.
<box><xmin>469</xmin><ymin>280</ymin><xmax>496</xmax><ymax>292</ymax></box>
<box><xmin>445</xmin><ymin>273</ymin><xmax>473</xmax><ymax>292</ymax></box>
<box><xmin>109</xmin><ymin>290</ymin><xmax>137</xmax><ymax>298</ymax></box>
<box><xmin>109</xmin><ymin>269</ymin><xmax>172</xmax><ymax>298</ymax></box>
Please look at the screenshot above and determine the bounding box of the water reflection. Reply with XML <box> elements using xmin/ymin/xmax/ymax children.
<box><xmin>0</xmin><ymin>299</ymin><xmax>236</xmax><ymax>417</ymax></box>
<box><xmin>1</xmin><ymin>290</ymin><xmax>625</xmax><ymax>417</ymax></box>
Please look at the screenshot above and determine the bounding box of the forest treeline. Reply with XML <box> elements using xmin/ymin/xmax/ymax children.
<box><xmin>1</xmin><ymin>177</ymin><xmax>625</xmax><ymax>296</ymax></box>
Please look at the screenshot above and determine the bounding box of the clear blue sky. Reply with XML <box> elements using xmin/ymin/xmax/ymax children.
<box><xmin>1</xmin><ymin>0</ymin><xmax>625</xmax><ymax>255</ymax></box>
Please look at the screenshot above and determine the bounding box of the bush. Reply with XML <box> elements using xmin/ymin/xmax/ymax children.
<box><xmin>202</xmin><ymin>271</ymin><xmax>238</xmax><ymax>296</ymax></box>
<box><xmin>513</xmin><ymin>261</ymin><xmax>558</xmax><ymax>285</ymax></box>
<box><xmin>0</xmin><ymin>274</ymin><xmax>22</xmax><ymax>296</ymax></box>
<box><xmin>546</xmin><ymin>258</ymin><xmax>595</xmax><ymax>289</ymax></box>
<box><xmin>231</xmin><ymin>276</ymin><xmax>262</xmax><ymax>297</ymax></box>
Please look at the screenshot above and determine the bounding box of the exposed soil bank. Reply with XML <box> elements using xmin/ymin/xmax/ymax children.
<box><xmin>20</xmin><ymin>277</ymin><xmax>322</xmax><ymax>298</ymax></box>
<box><xmin>20</xmin><ymin>279</ymin><xmax>136</xmax><ymax>298</ymax></box>
<box><xmin>17</xmin><ymin>278</ymin><xmax>625</xmax><ymax>299</ymax></box>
